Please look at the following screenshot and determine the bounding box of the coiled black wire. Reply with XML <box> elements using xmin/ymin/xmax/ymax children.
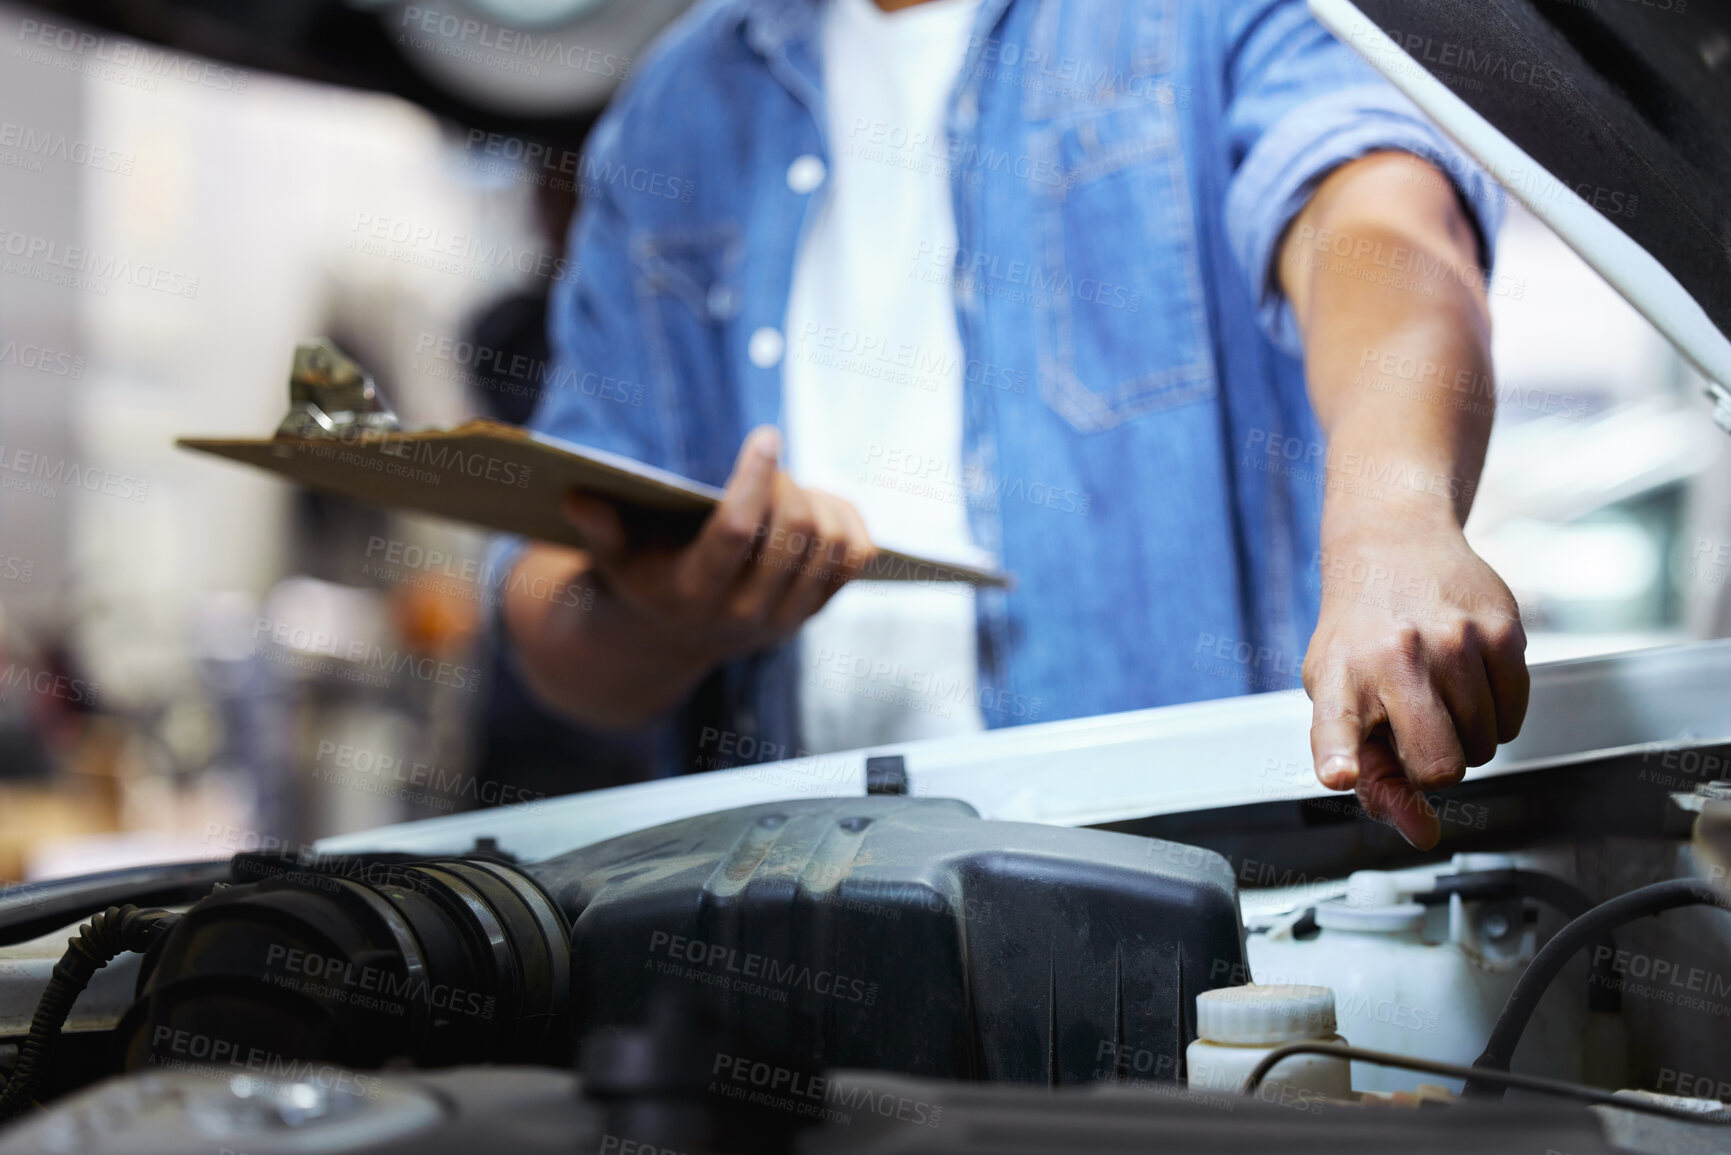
<box><xmin>0</xmin><ymin>904</ymin><xmax>179</xmax><ymax>1121</ymax></box>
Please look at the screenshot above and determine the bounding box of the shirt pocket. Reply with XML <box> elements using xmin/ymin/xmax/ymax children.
<box><xmin>627</xmin><ymin>223</ymin><xmax>744</xmax><ymax>475</ymax></box>
<box><xmin>1020</xmin><ymin>0</ymin><xmax>1177</xmax><ymax>121</ymax></box>
<box><xmin>629</xmin><ymin>223</ymin><xmax>743</xmax><ymax>325</ymax></box>
<box><xmin>1029</xmin><ymin>100</ymin><xmax>1216</xmax><ymax>434</ymax></box>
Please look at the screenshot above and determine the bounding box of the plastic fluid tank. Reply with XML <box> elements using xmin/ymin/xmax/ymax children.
<box><xmin>1187</xmin><ymin>984</ymin><xmax>1350</xmax><ymax>1107</ymax></box>
<box><xmin>1246</xmin><ymin>860</ymin><xmax>1589</xmax><ymax>1094</ymax></box>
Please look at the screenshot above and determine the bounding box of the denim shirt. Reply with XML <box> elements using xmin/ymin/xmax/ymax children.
<box><xmin>498</xmin><ymin>0</ymin><xmax>1502</xmax><ymax>774</ymax></box>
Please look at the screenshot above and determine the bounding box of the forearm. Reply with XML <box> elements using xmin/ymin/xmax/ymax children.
<box><xmin>1279</xmin><ymin>152</ymin><xmax>1495</xmax><ymax>545</ymax></box>
<box><xmin>1284</xmin><ymin>152</ymin><xmax>1528</xmax><ymax>847</ymax></box>
<box><xmin>501</xmin><ymin>544</ymin><xmax>710</xmax><ymax>730</ymax></box>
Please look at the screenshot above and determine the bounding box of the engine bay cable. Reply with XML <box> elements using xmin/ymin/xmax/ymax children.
<box><xmin>1242</xmin><ymin>1041</ymin><xmax>1731</xmax><ymax>1125</ymax></box>
<box><xmin>0</xmin><ymin>905</ymin><xmax>180</xmax><ymax>1122</ymax></box>
<box><xmin>1416</xmin><ymin>868</ymin><xmax>1621</xmax><ymax>1011</ymax></box>
<box><xmin>1463</xmin><ymin>878</ymin><xmax>1730</xmax><ymax>1099</ymax></box>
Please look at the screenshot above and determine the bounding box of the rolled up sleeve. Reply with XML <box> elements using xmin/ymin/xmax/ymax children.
<box><xmin>484</xmin><ymin>113</ymin><xmax>661</xmax><ymax>598</ymax></box>
<box><xmin>1221</xmin><ymin>1</ymin><xmax>1504</xmax><ymax>358</ymax></box>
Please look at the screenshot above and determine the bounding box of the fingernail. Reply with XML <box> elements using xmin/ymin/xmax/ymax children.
<box><xmin>1404</xmin><ymin>818</ymin><xmax>1441</xmax><ymax>852</ymax></box>
<box><xmin>749</xmin><ymin>426</ymin><xmax>781</xmax><ymax>462</ymax></box>
<box><xmin>1319</xmin><ymin>754</ymin><xmax>1357</xmax><ymax>790</ymax></box>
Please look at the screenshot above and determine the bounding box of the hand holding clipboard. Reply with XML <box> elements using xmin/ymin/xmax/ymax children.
<box><xmin>177</xmin><ymin>340</ymin><xmax>1009</xmax><ymax>589</ymax></box>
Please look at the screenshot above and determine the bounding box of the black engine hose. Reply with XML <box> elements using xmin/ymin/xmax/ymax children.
<box><xmin>1463</xmin><ymin>878</ymin><xmax>1730</xmax><ymax>1099</ymax></box>
<box><xmin>1419</xmin><ymin>868</ymin><xmax>1621</xmax><ymax>1011</ymax></box>
<box><xmin>0</xmin><ymin>904</ymin><xmax>180</xmax><ymax>1120</ymax></box>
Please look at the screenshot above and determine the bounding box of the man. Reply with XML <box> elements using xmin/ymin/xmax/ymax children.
<box><xmin>497</xmin><ymin>0</ymin><xmax>1528</xmax><ymax>850</ymax></box>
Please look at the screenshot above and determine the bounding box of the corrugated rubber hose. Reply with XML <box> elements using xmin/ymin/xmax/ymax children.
<box><xmin>0</xmin><ymin>904</ymin><xmax>180</xmax><ymax>1121</ymax></box>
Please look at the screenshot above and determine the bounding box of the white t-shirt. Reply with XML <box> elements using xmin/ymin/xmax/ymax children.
<box><xmin>783</xmin><ymin>0</ymin><xmax>987</xmax><ymax>754</ymax></box>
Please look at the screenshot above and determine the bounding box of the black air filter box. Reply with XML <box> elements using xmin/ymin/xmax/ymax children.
<box><xmin>525</xmin><ymin>797</ymin><xmax>1243</xmax><ymax>1084</ymax></box>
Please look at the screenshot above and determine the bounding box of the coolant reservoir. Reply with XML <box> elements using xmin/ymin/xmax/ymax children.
<box><xmin>1187</xmin><ymin>984</ymin><xmax>1351</xmax><ymax>1103</ymax></box>
<box><xmin>1246</xmin><ymin>857</ymin><xmax>1589</xmax><ymax>1094</ymax></box>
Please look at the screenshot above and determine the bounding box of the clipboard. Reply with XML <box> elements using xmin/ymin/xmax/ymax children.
<box><xmin>176</xmin><ymin>340</ymin><xmax>1009</xmax><ymax>588</ymax></box>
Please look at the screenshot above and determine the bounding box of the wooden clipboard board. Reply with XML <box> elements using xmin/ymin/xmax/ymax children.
<box><xmin>177</xmin><ymin>419</ymin><xmax>1010</xmax><ymax>587</ymax></box>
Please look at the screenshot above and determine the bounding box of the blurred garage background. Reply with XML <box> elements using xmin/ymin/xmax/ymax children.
<box><xmin>1</xmin><ymin>0</ymin><xmax>1728</xmax><ymax>882</ymax></box>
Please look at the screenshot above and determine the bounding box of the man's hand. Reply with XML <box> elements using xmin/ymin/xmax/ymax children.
<box><xmin>1279</xmin><ymin>150</ymin><xmax>1529</xmax><ymax>848</ymax></box>
<box><xmin>502</xmin><ymin>425</ymin><xmax>876</xmax><ymax>729</ymax></box>
<box><xmin>1302</xmin><ymin>503</ymin><xmax>1528</xmax><ymax>848</ymax></box>
<box><xmin>563</xmin><ymin>425</ymin><xmax>876</xmax><ymax>670</ymax></box>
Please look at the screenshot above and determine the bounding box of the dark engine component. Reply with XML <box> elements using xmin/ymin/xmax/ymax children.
<box><xmin>115</xmin><ymin>797</ymin><xmax>1244</xmax><ymax>1086</ymax></box>
<box><xmin>119</xmin><ymin>857</ymin><xmax>571</xmax><ymax>1071</ymax></box>
<box><xmin>541</xmin><ymin>797</ymin><xmax>1243</xmax><ymax>1084</ymax></box>
<box><xmin>0</xmin><ymin>1064</ymin><xmax>1632</xmax><ymax>1155</ymax></box>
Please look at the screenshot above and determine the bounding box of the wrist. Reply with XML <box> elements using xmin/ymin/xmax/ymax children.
<box><xmin>506</xmin><ymin>551</ymin><xmax>710</xmax><ymax>728</ymax></box>
<box><xmin>1317</xmin><ymin>420</ymin><xmax>1478</xmax><ymax>543</ymax></box>
<box><xmin>583</xmin><ymin>576</ymin><xmax>725</xmax><ymax>680</ymax></box>
<box><xmin>1321</xmin><ymin>485</ymin><xmax>1463</xmax><ymax>549</ymax></box>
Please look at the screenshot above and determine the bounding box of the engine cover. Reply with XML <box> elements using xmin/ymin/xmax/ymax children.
<box><xmin>120</xmin><ymin>797</ymin><xmax>1243</xmax><ymax>1086</ymax></box>
<box><xmin>535</xmin><ymin>796</ymin><xmax>1243</xmax><ymax>1084</ymax></box>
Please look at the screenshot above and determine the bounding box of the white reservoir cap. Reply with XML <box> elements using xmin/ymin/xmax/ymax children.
<box><xmin>1196</xmin><ymin>984</ymin><xmax>1336</xmax><ymax>1045</ymax></box>
<box><xmin>1315</xmin><ymin>898</ymin><xmax>1426</xmax><ymax>934</ymax></box>
<box><xmin>1345</xmin><ymin>869</ymin><xmax>1403</xmax><ymax>909</ymax></box>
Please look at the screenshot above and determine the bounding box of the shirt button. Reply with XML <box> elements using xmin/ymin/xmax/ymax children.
<box><xmin>786</xmin><ymin>154</ymin><xmax>827</xmax><ymax>194</ymax></box>
<box><xmin>956</xmin><ymin>89</ymin><xmax>978</xmax><ymax>129</ymax></box>
<box><xmin>706</xmin><ymin>284</ymin><xmax>741</xmax><ymax>320</ymax></box>
<box><xmin>748</xmin><ymin>326</ymin><xmax>784</xmax><ymax>368</ymax></box>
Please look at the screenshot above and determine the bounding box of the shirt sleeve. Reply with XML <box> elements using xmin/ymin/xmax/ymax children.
<box><xmin>1220</xmin><ymin>0</ymin><xmax>1505</xmax><ymax>358</ymax></box>
<box><xmin>485</xmin><ymin>111</ymin><xmax>665</xmax><ymax>590</ymax></box>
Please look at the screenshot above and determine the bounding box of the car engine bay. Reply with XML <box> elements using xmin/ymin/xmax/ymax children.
<box><xmin>2</xmin><ymin>741</ymin><xmax>1731</xmax><ymax>1154</ymax></box>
